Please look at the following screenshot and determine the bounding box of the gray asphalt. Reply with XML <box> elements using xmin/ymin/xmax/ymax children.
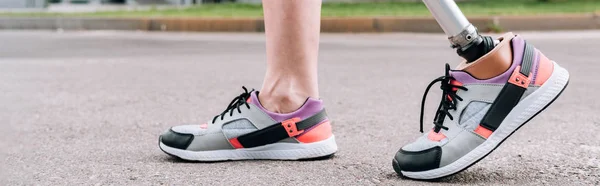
<box><xmin>0</xmin><ymin>30</ymin><xmax>598</xmax><ymax>185</ymax></box>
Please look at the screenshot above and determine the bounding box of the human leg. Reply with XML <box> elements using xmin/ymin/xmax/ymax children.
<box><xmin>158</xmin><ymin>0</ymin><xmax>337</xmax><ymax>161</ymax></box>
<box><xmin>260</xmin><ymin>0</ymin><xmax>322</xmax><ymax>113</ymax></box>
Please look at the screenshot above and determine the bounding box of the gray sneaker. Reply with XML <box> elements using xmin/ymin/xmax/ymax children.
<box><xmin>159</xmin><ymin>87</ymin><xmax>337</xmax><ymax>161</ymax></box>
<box><xmin>393</xmin><ymin>33</ymin><xmax>570</xmax><ymax>180</ymax></box>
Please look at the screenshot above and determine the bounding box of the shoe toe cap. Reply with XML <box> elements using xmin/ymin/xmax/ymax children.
<box><xmin>393</xmin><ymin>146</ymin><xmax>442</xmax><ymax>173</ymax></box>
<box><xmin>160</xmin><ymin>129</ymin><xmax>194</xmax><ymax>150</ymax></box>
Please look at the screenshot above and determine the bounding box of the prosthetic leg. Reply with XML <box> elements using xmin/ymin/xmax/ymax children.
<box><xmin>423</xmin><ymin>0</ymin><xmax>496</xmax><ymax>62</ymax></box>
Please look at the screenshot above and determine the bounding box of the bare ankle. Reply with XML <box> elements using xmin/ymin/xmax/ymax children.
<box><xmin>258</xmin><ymin>91</ymin><xmax>309</xmax><ymax>114</ymax></box>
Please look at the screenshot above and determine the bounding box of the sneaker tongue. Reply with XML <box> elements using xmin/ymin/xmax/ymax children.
<box><xmin>247</xmin><ymin>91</ymin><xmax>260</xmax><ymax>106</ymax></box>
<box><xmin>449</xmin><ymin>79</ymin><xmax>462</xmax><ymax>91</ymax></box>
<box><xmin>454</xmin><ymin>32</ymin><xmax>515</xmax><ymax>79</ymax></box>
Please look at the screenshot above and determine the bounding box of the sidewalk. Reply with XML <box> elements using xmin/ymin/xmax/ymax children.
<box><xmin>0</xmin><ymin>14</ymin><xmax>599</xmax><ymax>32</ymax></box>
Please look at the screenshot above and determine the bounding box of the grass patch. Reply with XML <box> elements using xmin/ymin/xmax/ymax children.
<box><xmin>1</xmin><ymin>0</ymin><xmax>598</xmax><ymax>18</ymax></box>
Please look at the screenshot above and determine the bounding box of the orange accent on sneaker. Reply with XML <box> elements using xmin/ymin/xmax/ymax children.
<box><xmin>508</xmin><ymin>66</ymin><xmax>532</xmax><ymax>88</ymax></box>
<box><xmin>199</xmin><ymin>123</ymin><xmax>208</xmax><ymax>129</ymax></box>
<box><xmin>296</xmin><ymin>121</ymin><xmax>333</xmax><ymax>143</ymax></box>
<box><xmin>474</xmin><ymin>125</ymin><xmax>493</xmax><ymax>139</ymax></box>
<box><xmin>229</xmin><ymin>138</ymin><xmax>244</xmax><ymax>149</ymax></box>
<box><xmin>534</xmin><ymin>52</ymin><xmax>554</xmax><ymax>85</ymax></box>
<box><xmin>427</xmin><ymin>130</ymin><xmax>447</xmax><ymax>142</ymax></box>
<box><xmin>446</xmin><ymin>80</ymin><xmax>463</xmax><ymax>101</ymax></box>
<box><xmin>450</xmin><ymin>80</ymin><xmax>463</xmax><ymax>92</ymax></box>
<box><xmin>281</xmin><ymin>117</ymin><xmax>303</xmax><ymax>137</ymax></box>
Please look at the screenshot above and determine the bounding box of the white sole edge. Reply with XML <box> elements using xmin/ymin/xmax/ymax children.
<box><xmin>160</xmin><ymin>135</ymin><xmax>338</xmax><ymax>161</ymax></box>
<box><xmin>401</xmin><ymin>62</ymin><xmax>570</xmax><ymax>179</ymax></box>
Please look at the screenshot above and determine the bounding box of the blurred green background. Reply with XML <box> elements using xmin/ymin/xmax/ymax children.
<box><xmin>2</xmin><ymin>0</ymin><xmax>599</xmax><ymax>17</ymax></box>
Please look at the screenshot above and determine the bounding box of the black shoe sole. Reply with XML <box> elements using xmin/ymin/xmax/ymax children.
<box><xmin>394</xmin><ymin>80</ymin><xmax>570</xmax><ymax>181</ymax></box>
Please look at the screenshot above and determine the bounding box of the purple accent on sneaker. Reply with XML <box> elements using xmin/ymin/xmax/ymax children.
<box><xmin>450</xmin><ymin>35</ymin><xmax>526</xmax><ymax>85</ymax></box>
<box><xmin>530</xmin><ymin>49</ymin><xmax>541</xmax><ymax>83</ymax></box>
<box><xmin>249</xmin><ymin>92</ymin><xmax>324</xmax><ymax>122</ymax></box>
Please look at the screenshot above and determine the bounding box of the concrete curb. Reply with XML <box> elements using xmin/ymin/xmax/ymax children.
<box><xmin>0</xmin><ymin>14</ymin><xmax>598</xmax><ymax>33</ymax></box>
